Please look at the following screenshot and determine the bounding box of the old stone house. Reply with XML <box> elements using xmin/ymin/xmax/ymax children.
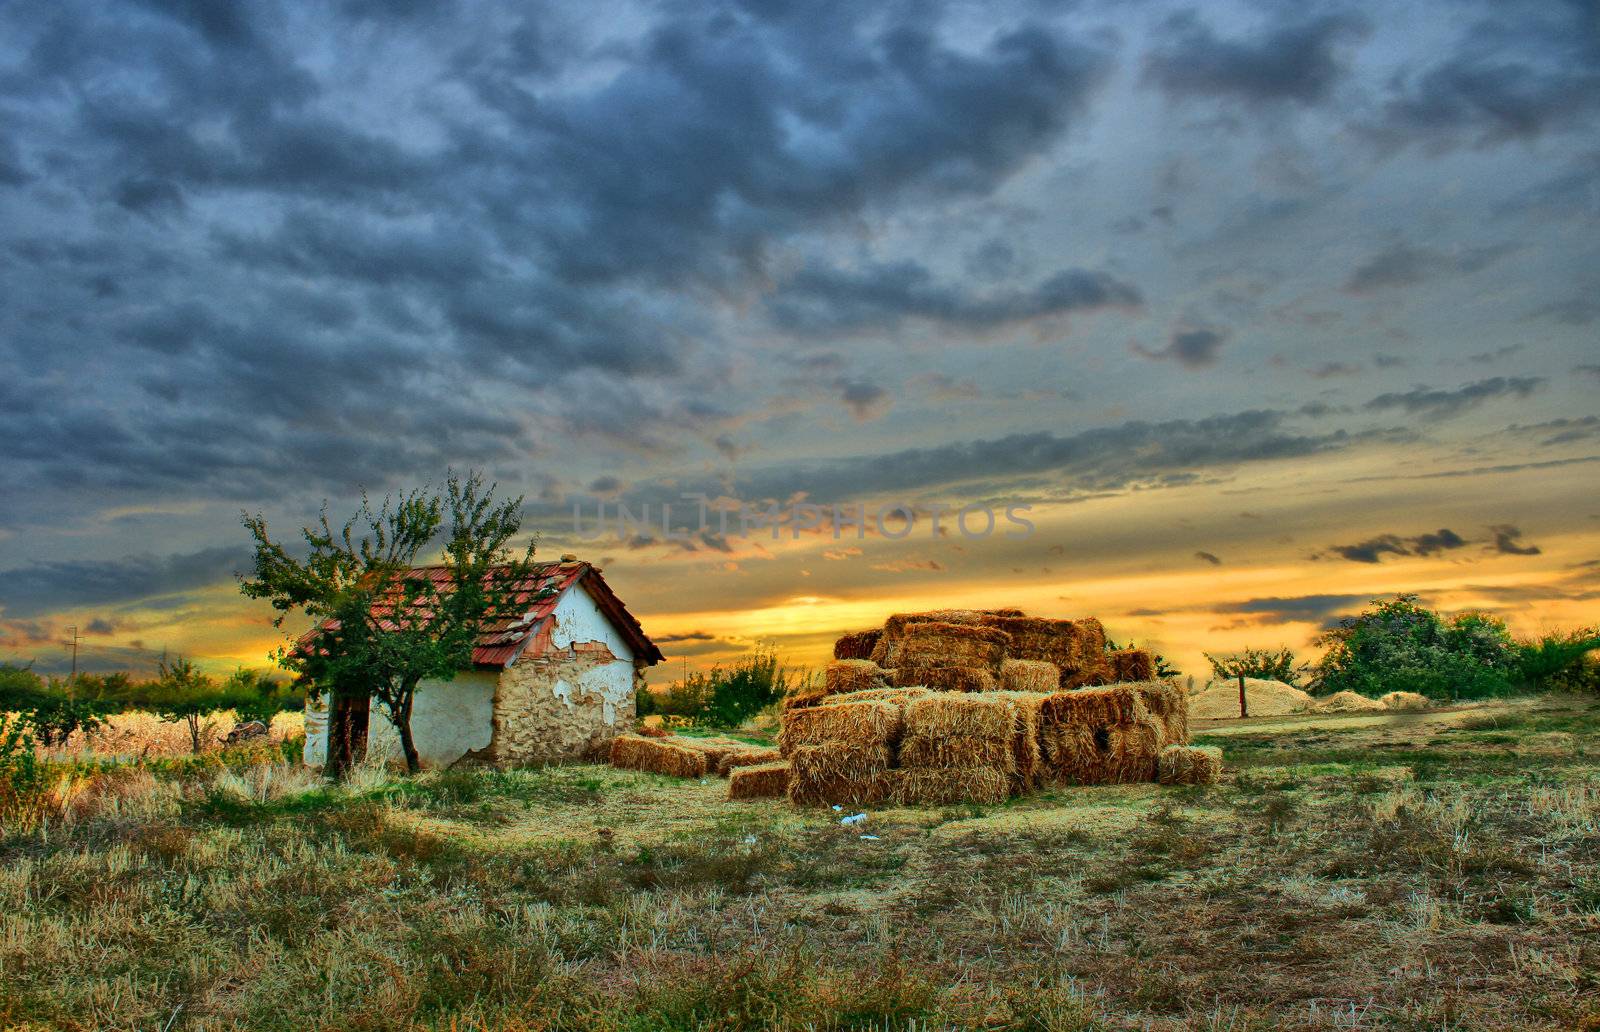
<box><xmin>303</xmin><ymin>556</ymin><xmax>663</xmax><ymax>770</ymax></box>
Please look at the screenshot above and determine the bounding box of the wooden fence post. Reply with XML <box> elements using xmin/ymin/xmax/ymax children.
<box><xmin>1238</xmin><ymin>673</ymin><xmax>1248</xmax><ymax>719</ymax></box>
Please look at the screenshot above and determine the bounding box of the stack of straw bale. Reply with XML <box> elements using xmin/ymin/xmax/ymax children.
<box><xmin>728</xmin><ymin>761</ymin><xmax>791</xmax><ymax>799</ymax></box>
<box><xmin>1157</xmin><ymin>745</ymin><xmax>1222</xmax><ymax>785</ymax></box>
<box><xmin>986</xmin><ymin>615</ymin><xmax>1109</xmax><ymax>688</ymax></box>
<box><xmin>889</xmin><ymin>693</ymin><xmax>1021</xmax><ymax>804</ymax></box>
<box><xmin>1036</xmin><ymin>684</ymin><xmax>1166</xmax><ymax>785</ymax></box>
<box><xmin>1108</xmin><ymin>648</ymin><xmax>1156</xmax><ymax>684</ymax></box>
<box><xmin>891</xmin><ymin>621</ymin><xmax>1010</xmax><ymax>694</ymax></box>
<box><xmin>779</xmin><ymin>695</ymin><xmax>906</xmax><ymax>804</ymax></box>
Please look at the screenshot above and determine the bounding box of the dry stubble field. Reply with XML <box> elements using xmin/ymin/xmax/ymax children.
<box><xmin>1</xmin><ymin>696</ymin><xmax>1597</xmax><ymax>1031</ymax></box>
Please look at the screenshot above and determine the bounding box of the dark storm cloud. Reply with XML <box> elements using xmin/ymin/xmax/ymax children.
<box><xmin>836</xmin><ymin>380</ymin><xmax>890</xmax><ymax>422</ymax></box>
<box><xmin>0</xmin><ymin>0</ymin><xmax>1122</xmax><ymax>522</ymax></box>
<box><xmin>1134</xmin><ymin>325</ymin><xmax>1228</xmax><ymax>368</ymax></box>
<box><xmin>1143</xmin><ymin>11</ymin><xmax>1368</xmax><ymax>105</ymax></box>
<box><xmin>1363</xmin><ymin>377</ymin><xmax>1544</xmax><ymax>419</ymax></box>
<box><xmin>1488</xmin><ymin>525</ymin><xmax>1542</xmax><ymax>556</ymax></box>
<box><xmin>1369</xmin><ymin>0</ymin><xmax>1600</xmax><ymax>151</ymax></box>
<box><xmin>765</xmin><ymin>261</ymin><xmax>1141</xmax><ymax>334</ymax></box>
<box><xmin>1323</xmin><ymin>528</ymin><xmax>1467</xmax><ymax>564</ymax></box>
<box><xmin>0</xmin><ymin>546</ymin><xmax>248</xmax><ymax>618</ymax></box>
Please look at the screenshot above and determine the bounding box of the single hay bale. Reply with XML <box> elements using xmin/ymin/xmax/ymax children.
<box><xmin>894</xmin><ymin>621</ymin><xmax>1012</xmax><ymax>672</ymax></box>
<box><xmin>871</xmin><ymin>609</ymin><xmax>1003</xmax><ymax>666</ymax></box>
<box><xmin>1001</xmin><ymin>659</ymin><xmax>1060</xmax><ymax>693</ymax></box>
<box><xmin>825</xmin><ymin>659</ymin><xmax>889</xmax><ymax>696</ymax></box>
<box><xmin>716</xmin><ymin>747</ymin><xmax>782</xmax><ymax>777</ymax></box>
<box><xmin>1189</xmin><ymin>678</ymin><xmax>1314</xmax><ymax>719</ymax></box>
<box><xmin>987</xmin><ymin>616</ymin><xmax>1107</xmax><ymax>685</ymax></box>
<box><xmin>884</xmin><ymin>766</ymin><xmax>1011</xmax><ymax>806</ymax></box>
<box><xmin>636</xmin><ymin>723</ymin><xmax>670</xmax><ymax>739</ymax></box>
<box><xmin>833</xmin><ymin>629</ymin><xmax>883</xmax><ymax>661</ymax></box>
<box><xmin>671</xmin><ymin>735</ymin><xmax>754</xmax><ymax>770</ymax></box>
<box><xmin>991</xmin><ymin>691</ymin><xmax>1051</xmax><ymax>792</ymax></box>
<box><xmin>608</xmin><ymin>735</ymin><xmax>709</xmax><ymax>779</ymax></box>
<box><xmin>787</xmin><ymin>744</ymin><xmax>890</xmax><ymax>805</ymax></box>
<box><xmin>1315</xmin><ymin>690</ymin><xmax>1386</xmax><ymax>713</ymax></box>
<box><xmin>1380</xmin><ymin>691</ymin><xmax>1431</xmax><ymax>712</ymax></box>
<box><xmin>782</xmin><ymin>690</ymin><xmax>829</xmax><ymax>711</ymax></box>
<box><xmin>1108</xmin><ymin>648</ymin><xmax>1155</xmax><ymax>683</ymax></box>
<box><xmin>778</xmin><ymin>698</ymin><xmax>903</xmax><ymax>756</ymax></box>
<box><xmin>1126</xmin><ymin>679</ymin><xmax>1189</xmax><ymax>747</ymax></box>
<box><xmin>1158</xmin><ymin>745</ymin><xmax>1223</xmax><ymax>786</ymax></box>
<box><xmin>728</xmin><ymin>761</ymin><xmax>790</xmax><ymax>800</ymax></box>
<box><xmin>890</xmin><ymin>664</ymin><xmax>999</xmax><ymax>693</ymax></box>
<box><xmin>1064</xmin><ymin>662</ymin><xmax>1114</xmax><ymax>689</ymax></box>
<box><xmin>824</xmin><ymin>685</ymin><xmax>934</xmax><ymax>707</ymax></box>
<box><xmin>898</xmin><ymin>693</ymin><xmax>1018</xmax><ymax>775</ymax></box>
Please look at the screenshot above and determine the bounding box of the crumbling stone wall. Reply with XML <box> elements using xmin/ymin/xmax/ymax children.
<box><xmin>485</xmin><ymin>583</ymin><xmax>640</xmax><ymax>765</ymax></box>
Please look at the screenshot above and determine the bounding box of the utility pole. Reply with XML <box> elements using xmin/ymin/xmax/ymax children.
<box><xmin>61</xmin><ymin>626</ymin><xmax>80</xmax><ymax>699</ymax></box>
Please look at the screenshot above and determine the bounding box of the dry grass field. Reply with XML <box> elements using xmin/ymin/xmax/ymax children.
<box><xmin>1</xmin><ymin>696</ymin><xmax>1597</xmax><ymax>1030</ymax></box>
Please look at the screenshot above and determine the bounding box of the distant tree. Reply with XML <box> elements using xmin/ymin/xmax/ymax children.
<box><xmin>1516</xmin><ymin>627</ymin><xmax>1600</xmax><ymax>694</ymax></box>
<box><xmin>149</xmin><ymin>657</ymin><xmax>234</xmax><ymax>753</ymax></box>
<box><xmin>1204</xmin><ymin>647</ymin><xmax>1300</xmax><ymax>686</ymax></box>
<box><xmin>221</xmin><ymin>668</ymin><xmax>300</xmax><ymax>726</ymax></box>
<box><xmin>0</xmin><ymin>664</ymin><xmax>104</xmax><ymax>746</ymax></box>
<box><xmin>1313</xmin><ymin>594</ymin><xmax>1518</xmax><ymax>701</ymax></box>
<box><xmin>240</xmin><ymin>470</ymin><xmax>542</xmax><ymax>775</ymax></box>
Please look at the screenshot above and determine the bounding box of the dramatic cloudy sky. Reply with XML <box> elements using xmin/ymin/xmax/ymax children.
<box><xmin>1</xmin><ymin>0</ymin><xmax>1596</xmax><ymax>681</ymax></box>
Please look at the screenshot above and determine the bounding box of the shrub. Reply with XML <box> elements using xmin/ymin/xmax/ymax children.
<box><xmin>1313</xmin><ymin>594</ymin><xmax>1519</xmax><ymax>701</ymax></box>
<box><xmin>1204</xmin><ymin>647</ymin><xmax>1299</xmax><ymax>685</ymax></box>
<box><xmin>0</xmin><ymin>663</ymin><xmax>106</xmax><ymax>745</ymax></box>
<box><xmin>1518</xmin><ymin>628</ymin><xmax>1600</xmax><ymax>694</ymax></box>
<box><xmin>644</xmin><ymin>648</ymin><xmax>796</xmax><ymax>727</ymax></box>
<box><xmin>0</xmin><ymin>712</ymin><xmax>47</xmax><ymax>834</ymax></box>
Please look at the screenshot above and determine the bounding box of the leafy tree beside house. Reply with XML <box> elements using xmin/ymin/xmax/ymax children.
<box><xmin>240</xmin><ymin>470</ymin><xmax>543</xmax><ymax>776</ymax></box>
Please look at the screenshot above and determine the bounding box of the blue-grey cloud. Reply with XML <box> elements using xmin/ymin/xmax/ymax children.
<box><xmin>0</xmin><ymin>546</ymin><xmax>248</xmax><ymax>618</ymax></box>
<box><xmin>1363</xmin><ymin>377</ymin><xmax>1544</xmax><ymax>419</ymax></box>
<box><xmin>1323</xmin><ymin>528</ymin><xmax>1467</xmax><ymax>564</ymax></box>
<box><xmin>1144</xmin><ymin>11</ymin><xmax>1369</xmax><ymax>106</ymax></box>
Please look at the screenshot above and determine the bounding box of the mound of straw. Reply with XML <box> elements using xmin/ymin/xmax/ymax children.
<box><xmin>1158</xmin><ymin>745</ymin><xmax>1222</xmax><ymax>786</ymax></box>
<box><xmin>728</xmin><ymin>761</ymin><xmax>790</xmax><ymax>800</ymax></box>
<box><xmin>609</xmin><ymin>735</ymin><xmax>709</xmax><ymax>779</ymax></box>
<box><xmin>1001</xmin><ymin>659</ymin><xmax>1059</xmax><ymax>693</ymax></box>
<box><xmin>788</xmin><ymin>744</ymin><xmax>890</xmax><ymax>805</ymax></box>
<box><xmin>716</xmin><ymin>747</ymin><xmax>782</xmax><ymax>776</ymax></box>
<box><xmin>1315</xmin><ymin>690</ymin><xmax>1386</xmax><ymax>713</ymax></box>
<box><xmin>1380</xmin><ymin>691</ymin><xmax>1430</xmax><ymax>711</ymax></box>
<box><xmin>891</xmin><ymin>665</ymin><xmax>998</xmax><ymax>693</ymax></box>
<box><xmin>884</xmin><ymin>767</ymin><xmax>1010</xmax><ymax>805</ymax></box>
<box><xmin>833</xmin><ymin>629</ymin><xmax>883</xmax><ymax>661</ymax></box>
<box><xmin>1108</xmin><ymin>648</ymin><xmax>1155</xmax><ymax>683</ymax></box>
<box><xmin>894</xmin><ymin>621</ymin><xmax>1012</xmax><ymax>672</ymax></box>
<box><xmin>898</xmin><ymin>693</ymin><xmax>1016</xmax><ymax>771</ymax></box>
<box><xmin>1189</xmin><ymin>678</ymin><xmax>1314</xmax><ymax>719</ymax></box>
<box><xmin>825</xmin><ymin>659</ymin><xmax>889</xmax><ymax>697</ymax></box>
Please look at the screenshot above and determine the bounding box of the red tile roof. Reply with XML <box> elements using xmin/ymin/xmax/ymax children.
<box><xmin>298</xmin><ymin>560</ymin><xmax>663</xmax><ymax>669</ymax></box>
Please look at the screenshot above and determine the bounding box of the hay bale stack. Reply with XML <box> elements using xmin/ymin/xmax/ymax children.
<box><xmin>1380</xmin><ymin>691</ymin><xmax>1430</xmax><ymax>711</ymax></box>
<box><xmin>1108</xmin><ymin>648</ymin><xmax>1156</xmax><ymax>683</ymax></box>
<box><xmin>788</xmin><ymin>744</ymin><xmax>890</xmax><ymax>805</ymax></box>
<box><xmin>1001</xmin><ymin>658</ymin><xmax>1060</xmax><ymax>693</ymax></box>
<box><xmin>890</xmin><ymin>665</ymin><xmax>999</xmax><ymax>693</ymax></box>
<box><xmin>1127</xmin><ymin>679</ymin><xmax>1189</xmax><ymax>747</ymax></box>
<box><xmin>987</xmin><ymin>616</ymin><xmax>1107</xmax><ymax>687</ymax></box>
<box><xmin>1158</xmin><ymin>745</ymin><xmax>1223</xmax><ymax>786</ymax></box>
<box><xmin>833</xmin><ymin>629</ymin><xmax>883</xmax><ymax>661</ymax></box>
<box><xmin>893</xmin><ymin>621</ymin><xmax>1011</xmax><ymax>672</ymax></box>
<box><xmin>608</xmin><ymin>735</ymin><xmax>709</xmax><ymax>779</ymax></box>
<box><xmin>871</xmin><ymin>609</ymin><xmax>1002</xmax><ymax>666</ymax></box>
<box><xmin>825</xmin><ymin>659</ymin><xmax>889</xmax><ymax>696</ymax></box>
<box><xmin>897</xmin><ymin>693</ymin><xmax>1016</xmax><ymax>772</ymax></box>
<box><xmin>716</xmin><ymin>747</ymin><xmax>782</xmax><ymax>776</ymax></box>
<box><xmin>1036</xmin><ymin>685</ymin><xmax>1164</xmax><ymax>785</ymax></box>
<box><xmin>728</xmin><ymin>761</ymin><xmax>790</xmax><ymax>799</ymax></box>
<box><xmin>884</xmin><ymin>767</ymin><xmax>1010</xmax><ymax>805</ymax></box>
<box><xmin>779</xmin><ymin>697</ymin><xmax>904</xmax><ymax>756</ymax></box>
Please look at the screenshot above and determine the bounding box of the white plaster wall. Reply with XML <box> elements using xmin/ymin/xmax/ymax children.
<box><xmin>302</xmin><ymin>670</ymin><xmax>498</xmax><ymax>769</ymax></box>
<box><xmin>540</xmin><ymin>584</ymin><xmax>635</xmax><ymax>724</ymax></box>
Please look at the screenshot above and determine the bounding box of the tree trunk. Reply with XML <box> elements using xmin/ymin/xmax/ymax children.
<box><xmin>188</xmin><ymin>714</ymin><xmax>202</xmax><ymax>754</ymax></box>
<box><xmin>395</xmin><ymin>689</ymin><xmax>421</xmax><ymax>774</ymax></box>
<box><xmin>1238</xmin><ymin>674</ymin><xmax>1249</xmax><ymax>719</ymax></box>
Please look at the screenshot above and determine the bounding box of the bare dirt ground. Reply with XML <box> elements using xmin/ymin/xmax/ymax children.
<box><xmin>2</xmin><ymin>694</ymin><xmax>1597</xmax><ymax>1030</ymax></box>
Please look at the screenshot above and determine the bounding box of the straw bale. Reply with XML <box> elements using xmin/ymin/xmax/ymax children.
<box><xmin>1158</xmin><ymin>745</ymin><xmax>1222</xmax><ymax>786</ymax></box>
<box><xmin>890</xmin><ymin>664</ymin><xmax>998</xmax><ymax>693</ymax></box>
<box><xmin>671</xmin><ymin>735</ymin><xmax>753</xmax><ymax>770</ymax></box>
<box><xmin>825</xmin><ymin>659</ymin><xmax>889</xmax><ymax>696</ymax></box>
<box><xmin>728</xmin><ymin>761</ymin><xmax>790</xmax><ymax>800</ymax></box>
<box><xmin>884</xmin><ymin>767</ymin><xmax>1010</xmax><ymax>806</ymax></box>
<box><xmin>824</xmin><ymin>685</ymin><xmax>933</xmax><ymax>707</ymax></box>
<box><xmin>608</xmin><ymin>735</ymin><xmax>709</xmax><ymax>778</ymax></box>
<box><xmin>1108</xmin><ymin>648</ymin><xmax>1155</xmax><ymax>683</ymax></box>
<box><xmin>716</xmin><ymin>747</ymin><xmax>782</xmax><ymax>777</ymax></box>
<box><xmin>894</xmin><ymin>621</ymin><xmax>1011</xmax><ymax>671</ymax></box>
<box><xmin>1315</xmin><ymin>690</ymin><xmax>1386</xmax><ymax>713</ymax></box>
<box><xmin>778</xmin><ymin>698</ymin><xmax>903</xmax><ymax>756</ymax></box>
<box><xmin>990</xmin><ymin>691</ymin><xmax>1050</xmax><ymax>792</ymax></box>
<box><xmin>1380</xmin><ymin>691</ymin><xmax>1430</xmax><ymax>711</ymax></box>
<box><xmin>1036</xmin><ymin>685</ymin><xmax>1164</xmax><ymax>785</ymax></box>
<box><xmin>1124</xmin><ymin>679</ymin><xmax>1189</xmax><ymax>747</ymax></box>
<box><xmin>833</xmin><ymin>629</ymin><xmax>883</xmax><ymax>661</ymax></box>
<box><xmin>872</xmin><ymin>609</ymin><xmax>1005</xmax><ymax>665</ymax></box>
<box><xmin>987</xmin><ymin>616</ymin><xmax>1107</xmax><ymax>685</ymax></box>
<box><xmin>782</xmin><ymin>690</ymin><xmax>828</xmax><ymax>712</ymax></box>
<box><xmin>787</xmin><ymin>744</ymin><xmax>890</xmax><ymax>805</ymax></box>
<box><xmin>1001</xmin><ymin>659</ymin><xmax>1060</xmax><ymax>693</ymax></box>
